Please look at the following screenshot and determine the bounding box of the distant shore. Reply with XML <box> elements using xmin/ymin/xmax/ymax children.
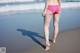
<box><xmin>66</xmin><ymin>0</ymin><xmax>80</xmax><ymax>2</ymax></box>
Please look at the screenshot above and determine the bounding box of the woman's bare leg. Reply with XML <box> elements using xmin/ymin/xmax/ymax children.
<box><xmin>53</xmin><ymin>13</ymin><xmax>60</xmax><ymax>43</ymax></box>
<box><xmin>44</xmin><ymin>10</ymin><xmax>52</xmax><ymax>50</ymax></box>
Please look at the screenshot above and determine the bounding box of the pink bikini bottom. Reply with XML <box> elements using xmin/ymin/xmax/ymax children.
<box><xmin>47</xmin><ymin>5</ymin><xmax>60</xmax><ymax>14</ymax></box>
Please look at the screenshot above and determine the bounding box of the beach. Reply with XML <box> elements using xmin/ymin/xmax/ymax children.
<box><xmin>0</xmin><ymin>8</ymin><xmax>80</xmax><ymax>53</ymax></box>
<box><xmin>26</xmin><ymin>28</ymin><xmax>80</xmax><ymax>53</ymax></box>
<box><xmin>0</xmin><ymin>1</ymin><xmax>80</xmax><ymax>53</ymax></box>
<box><xmin>7</xmin><ymin>28</ymin><xmax>80</xmax><ymax>53</ymax></box>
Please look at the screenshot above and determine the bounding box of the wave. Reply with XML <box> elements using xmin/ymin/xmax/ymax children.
<box><xmin>0</xmin><ymin>2</ymin><xmax>80</xmax><ymax>13</ymax></box>
<box><xmin>0</xmin><ymin>0</ymin><xmax>34</xmax><ymax>3</ymax></box>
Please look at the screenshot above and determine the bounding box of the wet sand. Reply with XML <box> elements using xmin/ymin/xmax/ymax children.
<box><xmin>10</xmin><ymin>28</ymin><xmax>80</xmax><ymax>53</ymax></box>
<box><xmin>0</xmin><ymin>9</ymin><xmax>80</xmax><ymax>53</ymax></box>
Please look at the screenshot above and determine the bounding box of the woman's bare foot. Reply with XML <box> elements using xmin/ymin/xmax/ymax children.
<box><xmin>50</xmin><ymin>39</ymin><xmax>56</xmax><ymax>43</ymax></box>
<box><xmin>45</xmin><ymin>43</ymin><xmax>50</xmax><ymax>51</ymax></box>
<box><xmin>53</xmin><ymin>39</ymin><xmax>56</xmax><ymax>43</ymax></box>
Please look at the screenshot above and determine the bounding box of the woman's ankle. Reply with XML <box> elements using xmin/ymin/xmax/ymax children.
<box><xmin>46</xmin><ymin>42</ymin><xmax>50</xmax><ymax>46</ymax></box>
<box><xmin>52</xmin><ymin>38</ymin><xmax>56</xmax><ymax>43</ymax></box>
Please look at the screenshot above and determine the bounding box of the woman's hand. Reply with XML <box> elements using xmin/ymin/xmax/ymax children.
<box><xmin>42</xmin><ymin>10</ymin><xmax>47</xmax><ymax>17</ymax></box>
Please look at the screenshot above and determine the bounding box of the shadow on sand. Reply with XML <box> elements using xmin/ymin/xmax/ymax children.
<box><xmin>17</xmin><ymin>29</ymin><xmax>45</xmax><ymax>49</ymax></box>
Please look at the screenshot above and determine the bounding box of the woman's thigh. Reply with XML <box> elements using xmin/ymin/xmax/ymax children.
<box><xmin>44</xmin><ymin>10</ymin><xmax>53</xmax><ymax>25</ymax></box>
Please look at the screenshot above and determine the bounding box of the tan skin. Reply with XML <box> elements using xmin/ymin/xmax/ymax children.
<box><xmin>42</xmin><ymin>0</ymin><xmax>61</xmax><ymax>51</ymax></box>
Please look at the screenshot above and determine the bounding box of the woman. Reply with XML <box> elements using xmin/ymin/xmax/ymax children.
<box><xmin>42</xmin><ymin>0</ymin><xmax>61</xmax><ymax>51</ymax></box>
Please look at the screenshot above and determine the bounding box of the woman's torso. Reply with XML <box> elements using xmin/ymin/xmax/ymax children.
<box><xmin>49</xmin><ymin>0</ymin><xmax>59</xmax><ymax>5</ymax></box>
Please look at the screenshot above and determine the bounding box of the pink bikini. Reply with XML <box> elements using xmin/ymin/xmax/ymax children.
<box><xmin>47</xmin><ymin>5</ymin><xmax>60</xmax><ymax>14</ymax></box>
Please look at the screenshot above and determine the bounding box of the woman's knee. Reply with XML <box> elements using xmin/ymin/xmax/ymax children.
<box><xmin>54</xmin><ymin>22</ymin><xmax>59</xmax><ymax>27</ymax></box>
<box><xmin>44</xmin><ymin>24</ymin><xmax>49</xmax><ymax>28</ymax></box>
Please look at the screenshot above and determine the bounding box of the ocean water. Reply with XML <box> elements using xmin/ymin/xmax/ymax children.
<box><xmin>0</xmin><ymin>1</ymin><xmax>80</xmax><ymax>13</ymax></box>
<box><xmin>0</xmin><ymin>1</ymin><xmax>80</xmax><ymax>53</ymax></box>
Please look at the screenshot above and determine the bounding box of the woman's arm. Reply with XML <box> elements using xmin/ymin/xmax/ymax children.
<box><xmin>58</xmin><ymin>0</ymin><xmax>61</xmax><ymax>6</ymax></box>
<box><xmin>43</xmin><ymin>0</ymin><xmax>50</xmax><ymax>11</ymax></box>
<box><xmin>42</xmin><ymin>0</ymin><xmax>50</xmax><ymax>17</ymax></box>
